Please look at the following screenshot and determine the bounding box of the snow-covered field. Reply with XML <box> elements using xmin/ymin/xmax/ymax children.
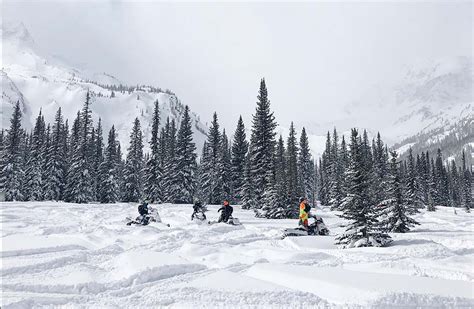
<box><xmin>1</xmin><ymin>202</ymin><xmax>473</xmax><ymax>308</ymax></box>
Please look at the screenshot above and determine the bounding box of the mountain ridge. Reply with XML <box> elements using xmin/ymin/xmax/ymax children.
<box><xmin>2</xmin><ymin>22</ymin><xmax>472</xmax><ymax>164</ymax></box>
<box><xmin>1</xmin><ymin>22</ymin><xmax>208</xmax><ymax>153</ymax></box>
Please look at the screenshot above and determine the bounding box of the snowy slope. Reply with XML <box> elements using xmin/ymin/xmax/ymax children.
<box><xmin>344</xmin><ymin>56</ymin><xmax>473</xmax><ymax>142</ymax></box>
<box><xmin>1</xmin><ymin>22</ymin><xmax>207</xmax><ymax>152</ymax></box>
<box><xmin>1</xmin><ymin>202</ymin><xmax>473</xmax><ymax>308</ymax></box>
<box><xmin>302</xmin><ymin>56</ymin><xmax>473</xmax><ymax>159</ymax></box>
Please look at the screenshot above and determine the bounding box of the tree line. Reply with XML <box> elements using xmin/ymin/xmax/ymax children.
<box><xmin>316</xmin><ymin>127</ymin><xmax>472</xmax><ymax>247</ymax></box>
<box><xmin>195</xmin><ymin>79</ymin><xmax>316</xmax><ymax>220</ymax></box>
<box><xmin>317</xmin><ymin>128</ymin><xmax>473</xmax><ymax>214</ymax></box>
<box><xmin>1</xmin><ymin>78</ymin><xmax>471</xmax><ymax>234</ymax></box>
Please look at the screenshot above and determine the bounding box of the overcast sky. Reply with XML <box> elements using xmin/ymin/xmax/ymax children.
<box><xmin>3</xmin><ymin>0</ymin><xmax>472</xmax><ymax>132</ymax></box>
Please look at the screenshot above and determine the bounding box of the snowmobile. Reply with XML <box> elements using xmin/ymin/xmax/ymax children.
<box><xmin>126</xmin><ymin>207</ymin><xmax>170</xmax><ymax>227</ymax></box>
<box><xmin>191</xmin><ymin>205</ymin><xmax>208</xmax><ymax>222</ymax></box>
<box><xmin>282</xmin><ymin>215</ymin><xmax>329</xmax><ymax>238</ymax></box>
<box><xmin>208</xmin><ymin>213</ymin><xmax>242</xmax><ymax>226</ymax></box>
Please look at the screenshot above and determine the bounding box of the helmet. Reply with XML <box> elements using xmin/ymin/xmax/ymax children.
<box><xmin>299</xmin><ymin>197</ymin><xmax>306</xmax><ymax>203</ymax></box>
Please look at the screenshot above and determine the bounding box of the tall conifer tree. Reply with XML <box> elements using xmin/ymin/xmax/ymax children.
<box><xmin>123</xmin><ymin>118</ymin><xmax>144</xmax><ymax>202</ymax></box>
<box><xmin>248</xmin><ymin>78</ymin><xmax>277</xmax><ymax>209</ymax></box>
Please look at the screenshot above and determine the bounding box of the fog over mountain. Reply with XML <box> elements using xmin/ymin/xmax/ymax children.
<box><xmin>3</xmin><ymin>1</ymin><xmax>471</xmax><ymax>132</ymax></box>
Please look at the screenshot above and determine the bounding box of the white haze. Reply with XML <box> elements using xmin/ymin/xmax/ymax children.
<box><xmin>3</xmin><ymin>1</ymin><xmax>472</xmax><ymax>134</ymax></box>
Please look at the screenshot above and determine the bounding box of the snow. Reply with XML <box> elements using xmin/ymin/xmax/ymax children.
<box><xmin>1</xmin><ymin>202</ymin><xmax>473</xmax><ymax>307</ymax></box>
<box><xmin>396</xmin><ymin>142</ymin><xmax>416</xmax><ymax>155</ymax></box>
<box><xmin>1</xmin><ymin>22</ymin><xmax>208</xmax><ymax>155</ymax></box>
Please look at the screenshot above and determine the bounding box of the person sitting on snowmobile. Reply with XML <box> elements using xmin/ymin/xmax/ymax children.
<box><xmin>218</xmin><ymin>199</ymin><xmax>233</xmax><ymax>223</ymax></box>
<box><xmin>191</xmin><ymin>200</ymin><xmax>206</xmax><ymax>220</ymax></box>
<box><xmin>299</xmin><ymin>197</ymin><xmax>311</xmax><ymax>230</ymax></box>
<box><xmin>137</xmin><ymin>201</ymin><xmax>150</xmax><ymax>225</ymax></box>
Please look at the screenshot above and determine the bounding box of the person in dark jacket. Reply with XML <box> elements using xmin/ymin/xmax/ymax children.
<box><xmin>137</xmin><ymin>201</ymin><xmax>150</xmax><ymax>225</ymax></box>
<box><xmin>191</xmin><ymin>200</ymin><xmax>207</xmax><ymax>220</ymax></box>
<box><xmin>138</xmin><ymin>201</ymin><xmax>149</xmax><ymax>216</ymax></box>
<box><xmin>218</xmin><ymin>200</ymin><xmax>233</xmax><ymax>223</ymax></box>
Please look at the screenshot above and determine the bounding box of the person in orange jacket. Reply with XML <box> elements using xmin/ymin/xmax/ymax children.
<box><xmin>299</xmin><ymin>197</ymin><xmax>311</xmax><ymax>229</ymax></box>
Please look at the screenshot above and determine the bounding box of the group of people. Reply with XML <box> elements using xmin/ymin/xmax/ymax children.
<box><xmin>133</xmin><ymin>197</ymin><xmax>313</xmax><ymax>227</ymax></box>
<box><xmin>191</xmin><ymin>199</ymin><xmax>234</xmax><ymax>223</ymax></box>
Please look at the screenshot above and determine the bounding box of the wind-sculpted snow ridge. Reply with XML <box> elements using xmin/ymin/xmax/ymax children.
<box><xmin>1</xmin><ymin>202</ymin><xmax>473</xmax><ymax>308</ymax></box>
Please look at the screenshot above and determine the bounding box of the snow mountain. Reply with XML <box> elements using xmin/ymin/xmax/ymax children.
<box><xmin>301</xmin><ymin>56</ymin><xmax>473</xmax><ymax>164</ymax></box>
<box><xmin>1</xmin><ymin>22</ymin><xmax>208</xmax><ymax>153</ymax></box>
<box><xmin>386</xmin><ymin>57</ymin><xmax>473</xmax><ymax>165</ymax></box>
<box><xmin>2</xmin><ymin>22</ymin><xmax>471</xmax><ymax>163</ymax></box>
<box><xmin>344</xmin><ymin>56</ymin><xmax>472</xmax><ymax>141</ymax></box>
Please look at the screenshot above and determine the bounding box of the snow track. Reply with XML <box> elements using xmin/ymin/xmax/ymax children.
<box><xmin>1</xmin><ymin>202</ymin><xmax>473</xmax><ymax>308</ymax></box>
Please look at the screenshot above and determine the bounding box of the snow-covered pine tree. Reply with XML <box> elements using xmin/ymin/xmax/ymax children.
<box><xmin>43</xmin><ymin>109</ymin><xmax>66</xmax><ymax>201</ymax></box>
<box><xmin>158</xmin><ymin>121</ymin><xmax>169</xmax><ymax>200</ymax></box>
<box><xmin>0</xmin><ymin>129</ymin><xmax>5</xmax><ymax>195</ymax></box>
<box><xmin>309</xmin><ymin>159</ymin><xmax>316</xmax><ymax>203</ymax></box>
<box><xmin>379</xmin><ymin>150</ymin><xmax>419</xmax><ymax>233</ymax></box>
<box><xmin>434</xmin><ymin>149</ymin><xmax>449</xmax><ymax>206</ymax></box>
<box><xmin>200</xmin><ymin>113</ymin><xmax>223</xmax><ymax>204</ymax></box>
<box><xmin>25</xmin><ymin>110</ymin><xmax>46</xmax><ymax>201</ymax></box>
<box><xmin>339</xmin><ymin>135</ymin><xmax>349</xmax><ymax>199</ymax></box>
<box><xmin>89</xmin><ymin>126</ymin><xmax>97</xmax><ymax>198</ymax></box>
<box><xmin>161</xmin><ymin>118</ymin><xmax>179</xmax><ymax>202</ymax></box>
<box><xmin>259</xmin><ymin>135</ymin><xmax>290</xmax><ymax>218</ymax></box>
<box><xmin>321</xmin><ymin>131</ymin><xmax>332</xmax><ymax>206</ymax></box>
<box><xmin>92</xmin><ymin>118</ymin><xmax>104</xmax><ymax>201</ymax></box>
<box><xmin>275</xmin><ymin>135</ymin><xmax>289</xmax><ymax>212</ymax></box>
<box><xmin>174</xmin><ymin>105</ymin><xmax>197</xmax><ymax>203</ymax></box>
<box><xmin>361</xmin><ymin>129</ymin><xmax>377</xmax><ymax>210</ymax></box>
<box><xmin>298</xmin><ymin>127</ymin><xmax>315</xmax><ymax>204</ymax></box>
<box><xmin>63</xmin><ymin>112</ymin><xmax>81</xmax><ymax>202</ymax></box>
<box><xmin>448</xmin><ymin>160</ymin><xmax>460</xmax><ymax>209</ymax></box>
<box><xmin>248</xmin><ymin>78</ymin><xmax>277</xmax><ymax>210</ymax></box>
<box><xmin>158</xmin><ymin>124</ymin><xmax>167</xmax><ymax>171</ymax></box>
<box><xmin>286</xmin><ymin>122</ymin><xmax>300</xmax><ymax>211</ymax></box>
<box><xmin>62</xmin><ymin>119</ymin><xmax>69</xmax><ymax>164</ymax></box>
<box><xmin>41</xmin><ymin>124</ymin><xmax>53</xmax><ymax>200</ymax></box>
<box><xmin>230</xmin><ymin>116</ymin><xmax>248</xmax><ymax>203</ymax></box>
<box><xmin>328</xmin><ymin>128</ymin><xmax>342</xmax><ymax>209</ymax></box>
<box><xmin>335</xmin><ymin>128</ymin><xmax>391</xmax><ymax>248</ymax></box>
<box><xmin>65</xmin><ymin>92</ymin><xmax>95</xmax><ymax>203</ymax></box>
<box><xmin>361</xmin><ymin>130</ymin><xmax>373</xmax><ymax>168</ymax></box>
<box><xmin>115</xmin><ymin>142</ymin><xmax>125</xmax><ymax>201</ymax></box>
<box><xmin>317</xmin><ymin>157</ymin><xmax>328</xmax><ymax>205</ymax></box>
<box><xmin>313</xmin><ymin>160</ymin><xmax>319</xmax><ymax>203</ymax></box>
<box><xmin>144</xmin><ymin>100</ymin><xmax>163</xmax><ymax>203</ymax></box>
<box><xmin>372</xmin><ymin>133</ymin><xmax>388</xmax><ymax>205</ymax></box>
<box><xmin>99</xmin><ymin>126</ymin><xmax>120</xmax><ymax>203</ymax></box>
<box><xmin>20</xmin><ymin>132</ymin><xmax>30</xmax><ymax>197</ymax></box>
<box><xmin>461</xmin><ymin>150</ymin><xmax>472</xmax><ymax>212</ymax></box>
<box><xmin>241</xmin><ymin>152</ymin><xmax>256</xmax><ymax>209</ymax></box>
<box><xmin>196</xmin><ymin>142</ymin><xmax>210</xmax><ymax>203</ymax></box>
<box><xmin>427</xmin><ymin>158</ymin><xmax>437</xmax><ymax>211</ymax></box>
<box><xmin>220</xmin><ymin>129</ymin><xmax>232</xmax><ymax>201</ymax></box>
<box><xmin>417</xmin><ymin>152</ymin><xmax>430</xmax><ymax>207</ymax></box>
<box><xmin>2</xmin><ymin>102</ymin><xmax>25</xmax><ymax>201</ymax></box>
<box><xmin>123</xmin><ymin>118</ymin><xmax>144</xmax><ymax>202</ymax></box>
<box><xmin>403</xmin><ymin>148</ymin><xmax>423</xmax><ymax>213</ymax></box>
